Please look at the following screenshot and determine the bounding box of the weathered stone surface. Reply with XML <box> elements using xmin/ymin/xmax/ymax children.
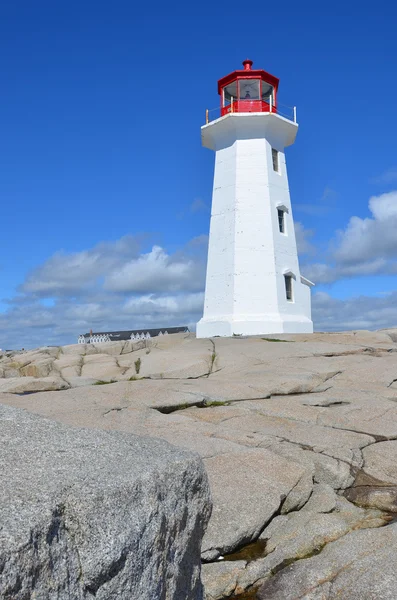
<box><xmin>202</xmin><ymin>448</ymin><xmax>305</xmax><ymax>560</ymax></box>
<box><xmin>0</xmin><ymin>404</ymin><xmax>211</xmax><ymax>600</ymax></box>
<box><xmin>80</xmin><ymin>353</ymin><xmax>121</xmax><ymax>380</ymax></box>
<box><xmin>362</xmin><ymin>440</ymin><xmax>397</xmax><ymax>484</ymax></box>
<box><xmin>257</xmin><ymin>523</ymin><xmax>397</xmax><ymax>600</ymax></box>
<box><xmin>19</xmin><ymin>357</ymin><xmax>55</xmax><ymax>378</ymax></box>
<box><xmin>281</xmin><ymin>470</ymin><xmax>313</xmax><ymax>514</ymax></box>
<box><xmin>300</xmin><ymin>483</ymin><xmax>338</xmax><ymax>513</ymax></box>
<box><xmin>0</xmin><ymin>376</ymin><xmax>69</xmax><ymax>393</ymax></box>
<box><xmin>201</xmin><ymin>485</ymin><xmax>387</xmax><ymax>599</ymax></box>
<box><xmin>202</xmin><ymin>561</ymin><xmax>247</xmax><ymax>600</ymax></box>
<box><xmin>342</xmin><ymin>442</ymin><xmax>397</xmax><ymax>512</ymax></box>
<box><xmin>207</xmin><ymin>498</ymin><xmax>386</xmax><ymax>599</ymax></box>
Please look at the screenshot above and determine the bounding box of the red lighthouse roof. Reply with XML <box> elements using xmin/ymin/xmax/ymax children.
<box><xmin>217</xmin><ymin>59</ymin><xmax>279</xmax><ymax>117</ymax></box>
<box><xmin>217</xmin><ymin>59</ymin><xmax>279</xmax><ymax>94</ymax></box>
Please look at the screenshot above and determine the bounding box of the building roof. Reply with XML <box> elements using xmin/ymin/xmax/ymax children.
<box><xmin>79</xmin><ymin>326</ymin><xmax>189</xmax><ymax>341</ymax></box>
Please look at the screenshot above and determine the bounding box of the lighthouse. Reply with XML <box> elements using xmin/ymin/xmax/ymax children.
<box><xmin>196</xmin><ymin>59</ymin><xmax>314</xmax><ymax>338</ymax></box>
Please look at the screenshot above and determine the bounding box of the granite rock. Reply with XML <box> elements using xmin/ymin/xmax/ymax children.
<box><xmin>257</xmin><ymin>523</ymin><xmax>397</xmax><ymax>600</ymax></box>
<box><xmin>0</xmin><ymin>404</ymin><xmax>211</xmax><ymax>600</ymax></box>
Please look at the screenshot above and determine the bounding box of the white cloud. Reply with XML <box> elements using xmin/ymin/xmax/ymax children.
<box><xmin>312</xmin><ymin>291</ymin><xmax>397</xmax><ymax>331</ymax></box>
<box><xmin>21</xmin><ymin>236</ymin><xmax>142</xmax><ymax>296</ymax></box>
<box><xmin>0</xmin><ymin>235</ymin><xmax>207</xmax><ymax>349</ymax></box>
<box><xmin>303</xmin><ymin>191</ymin><xmax>397</xmax><ymax>284</ymax></box>
<box><xmin>369</xmin><ymin>191</ymin><xmax>397</xmax><ymax>220</ymax></box>
<box><xmin>104</xmin><ymin>245</ymin><xmax>205</xmax><ymax>293</ymax></box>
<box><xmin>333</xmin><ymin>191</ymin><xmax>397</xmax><ymax>265</ymax></box>
<box><xmin>123</xmin><ymin>293</ymin><xmax>204</xmax><ymax>315</ymax></box>
<box><xmin>303</xmin><ymin>258</ymin><xmax>397</xmax><ymax>285</ymax></box>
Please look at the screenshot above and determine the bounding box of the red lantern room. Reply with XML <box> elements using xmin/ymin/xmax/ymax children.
<box><xmin>218</xmin><ymin>59</ymin><xmax>279</xmax><ymax>117</ymax></box>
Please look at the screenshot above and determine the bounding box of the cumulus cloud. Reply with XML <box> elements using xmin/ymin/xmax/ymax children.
<box><xmin>104</xmin><ymin>245</ymin><xmax>205</xmax><ymax>293</ymax></box>
<box><xmin>312</xmin><ymin>291</ymin><xmax>397</xmax><ymax>331</ymax></box>
<box><xmin>21</xmin><ymin>236</ymin><xmax>142</xmax><ymax>296</ymax></box>
<box><xmin>123</xmin><ymin>293</ymin><xmax>204</xmax><ymax>315</ymax></box>
<box><xmin>303</xmin><ymin>258</ymin><xmax>397</xmax><ymax>285</ymax></box>
<box><xmin>0</xmin><ymin>235</ymin><xmax>207</xmax><ymax>349</ymax></box>
<box><xmin>333</xmin><ymin>191</ymin><xmax>397</xmax><ymax>265</ymax></box>
<box><xmin>305</xmin><ymin>191</ymin><xmax>397</xmax><ymax>284</ymax></box>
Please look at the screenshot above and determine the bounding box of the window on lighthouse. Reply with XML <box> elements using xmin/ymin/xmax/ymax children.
<box><xmin>284</xmin><ymin>275</ymin><xmax>293</xmax><ymax>302</ymax></box>
<box><xmin>278</xmin><ymin>209</ymin><xmax>285</xmax><ymax>233</ymax></box>
<box><xmin>272</xmin><ymin>148</ymin><xmax>279</xmax><ymax>172</ymax></box>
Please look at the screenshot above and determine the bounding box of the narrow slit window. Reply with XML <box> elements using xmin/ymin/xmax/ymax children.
<box><xmin>284</xmin><ymin>275</ymin><xmax>293</xmax><ymax>301</ymax></box>
<box><xmin>278</xmin><ymin>209</ymin><xmax>285</xmax><ymax>233</ymax></box>
<box><xmin>272</xmin><ymin>148</ymin><xmax>279</xmax><ymax>172</ymax></box>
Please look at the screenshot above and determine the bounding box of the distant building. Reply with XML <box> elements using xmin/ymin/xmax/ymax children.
<box><xmin>77</xmin><ymin>326</ymin><xmax>189</xmax><ymax>344</ymax></box>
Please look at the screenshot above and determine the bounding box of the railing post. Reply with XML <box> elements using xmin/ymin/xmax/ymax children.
<box><xmin>206</xmin><ymin>109</ymin><xmax>209</xmax><ymax>124</ymax></box>
<box><xmin>269</xmin><ymin>95</ymin><xmax>272</xmax><ymax>113</ymax></box>
<box><xmin>293</xmin><ymin>106</ymin><xmax>297</xmax><ymax>123</ymax></box>
<box><xmin>231</xmin><ymin>97</ymin><xmax>234</xmax><ymax>113</ymax></box>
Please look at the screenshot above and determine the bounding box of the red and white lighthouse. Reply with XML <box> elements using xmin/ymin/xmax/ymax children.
<box><xmin>196</xmin><ymin>60</ymin><xmax>314</xmax><ymax>338</ymax></box>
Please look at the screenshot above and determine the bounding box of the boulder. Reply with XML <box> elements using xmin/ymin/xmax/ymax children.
<box><xmin>0</xmin><ymin>376</ymin><xmax>69</xmax><ymax>393</ymax></box>
<box><xmin>80</xmin><ymin>353</ymin><xmax>121</xmax><ymax>381</ymax></box>
<box><xmin>19</xmin><ymin>357</ymin><xmax>55</xmax><ymax>378</ymax></box>
<box><xmin>0</xmin><ymin>404</ymin><xmax>211</xmax><ymax>600</ymax></box>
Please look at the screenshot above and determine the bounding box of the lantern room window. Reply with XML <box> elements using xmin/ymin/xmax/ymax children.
<box><xmin>262</xmin><ymin>82</ymin><xmax>274</xmax><ymax>102</ymax></box>
<box><xmin>223</xmin><ymin>81</ymin><xmax>237</xmax><ymax>106</ymax></box>
<box><xmin>239</xmin><ymin>79</ymin><xmax>260</xmax><ymax>100</ymax></box>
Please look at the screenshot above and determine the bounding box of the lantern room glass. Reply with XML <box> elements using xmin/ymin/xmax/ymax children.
<box><xmin>239</xmin><ymin>79</ymin><xmax>260</xmax><ymax>100</ymax></box>
<box><xmin>261</xmin><ymin>81</ymin><xmax>274</xmax><ymax>102</ymax></box>
<box><xmin>223</xmin><ymin>81</ymin><xmax>237</xmax><ymax>106</ymax></box>
<box><xmin>220</xmin><ymin>77</ymin><xmax>276</xmax><ymax>115</ymax></box>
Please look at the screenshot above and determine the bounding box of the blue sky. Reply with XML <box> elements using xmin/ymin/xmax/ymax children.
<box><xmin>1</xmin><ymin>0</ymin><xmax>397</xmax><ymax>348</ymax></box>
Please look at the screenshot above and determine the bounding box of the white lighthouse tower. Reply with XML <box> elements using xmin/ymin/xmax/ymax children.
<box><xmin>196</xmin><ymin>59</ymin><xmax>314</xmax><ymax>338</ymax></box>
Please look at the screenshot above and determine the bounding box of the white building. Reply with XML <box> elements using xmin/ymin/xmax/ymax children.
<box><xmin>196</xmin><ymin>59</ymin><xmax>314</xmax><ymax>338</ymax></box>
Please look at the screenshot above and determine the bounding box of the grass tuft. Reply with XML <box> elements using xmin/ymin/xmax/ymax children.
<box><xmin>203</xmin><ymin>399</ymin><xmax>228</xmax><ymax>407</ymax></box>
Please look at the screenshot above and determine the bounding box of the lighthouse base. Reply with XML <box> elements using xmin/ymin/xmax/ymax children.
<box><xmin>196</xmin><ymin>314</ymin><xmax>313</xmax><ymax>338</ymax></box>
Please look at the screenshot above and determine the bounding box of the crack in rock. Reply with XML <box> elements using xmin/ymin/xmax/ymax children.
<box><xmin>102</xmin><ymin>406</ymin><xmax>129</xmax><ymax>416</ymax></box>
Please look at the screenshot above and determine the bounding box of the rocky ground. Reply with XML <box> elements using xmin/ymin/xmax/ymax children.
<box><xmin>2</xmin><ymin>329</ymin><xmax>397</xmax><ymax>599</ymax></box>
